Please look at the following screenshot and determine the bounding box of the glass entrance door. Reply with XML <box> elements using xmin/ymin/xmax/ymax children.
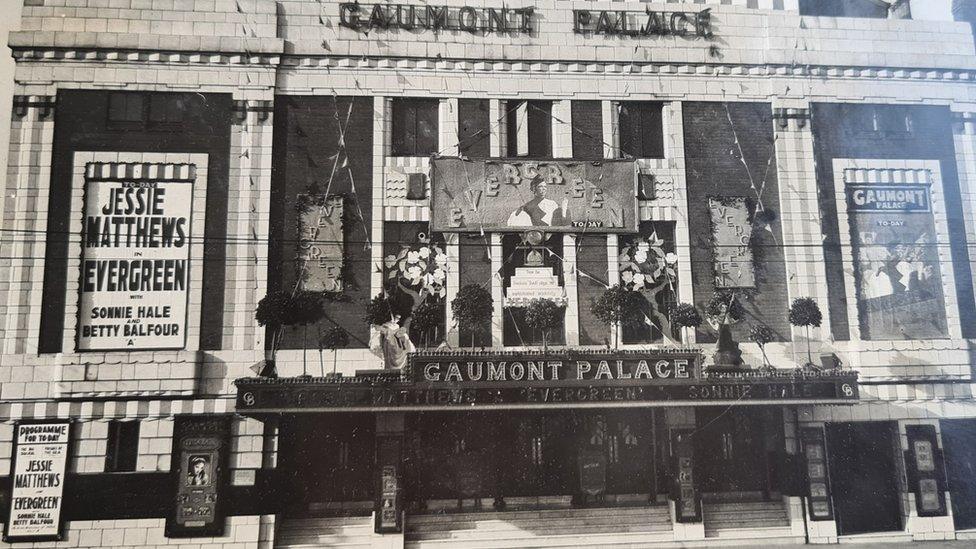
<box><xmin>695</xmin><ymin>408</ymin><xmax>770</xmax><ymax>496</ymax></box>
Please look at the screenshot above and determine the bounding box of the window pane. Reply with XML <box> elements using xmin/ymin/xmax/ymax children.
<box><xmin>571</xmin><ymin>100</ymin><xmax>603</xmax><ymax>160</ymax></box>
<box><xmin>458</xmin><ymin>98</ymin><xmax>490</xmax><ymax>158</ymax></box>
<box><xmin>105</xmin><ymin>420</ymin><xmax>140</xmax><ymax>473</ymax></box>
<box><xmin>527</xmin><ymin>101</ymin><xmax>552</xmax><ymax>158</ymax></box>
<box><xmin>108</xmin><ymin>92</ymin><xmax>144</xmax><ymax>123</ymax></box>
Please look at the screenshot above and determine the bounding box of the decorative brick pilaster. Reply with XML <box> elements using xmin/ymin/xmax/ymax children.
<box><xmin>226</xmin><ymin>99</ymin><xmax>274</xmax><ymax>351</ymax></box>
<box><xmin>0</xmin><ymin>95</ymin><xmax>56</xmax><ymax>355</ymax></box>
<box><xmin>772</xmin><ymin>102</ymin><xmax>831</xmax><ymax>348</ymax></box>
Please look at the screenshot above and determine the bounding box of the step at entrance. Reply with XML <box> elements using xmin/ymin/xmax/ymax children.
<box><xmin>703</xmin><ymin>500</ymin><xmax>794</xmax><ymax>539</ymax></box>
<box><xmin>406</xmin><ymin>505</ymin><xmax>672</xmax><ymax>548</ymax></box>
<box><xmin>275</xmin><ymin>516</ymin><xmax>375</xmax><ymax>549</ymax></box>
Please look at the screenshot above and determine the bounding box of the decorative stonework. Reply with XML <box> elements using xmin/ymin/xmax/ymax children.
<box><xmin>11</xmin><ymin>94</ymin><xmax>55</xmax><ymax>119</ymax></box>
<box><xmin>772</xmin><ymin>107</ymin><xmax>810</xmax><ymax>132</ymax></box>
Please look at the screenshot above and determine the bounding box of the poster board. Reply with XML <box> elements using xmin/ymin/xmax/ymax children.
<box><xmin>166</xmin><ymin>416</ymin><xmax>231</xmax><ymax>538</ymax></box>
<box><xmin>77</xmin><ymin>162</ymin><xmax>196</xmax><ymax>350</ymax></box>
<box><xmin>802</xmin><ymin>426</ymin><xmax>834</xmax><ymax>521</ymax></box>
<box><xmin>708</xmin><ymin>196</ymin><xmax>756</xmax><ymax>288</ymax></box>
<box><xmin>430</xmin><ymin>158</ymin><xmax>638</xmax><ymax>233</ymax></box>
<box><xmin>3</xmin><ymin>421</ymin><xmax>72</xmax><ymax>543</ymax></box>
<box><xmin>846</xmin><ymin>179</ymin><xmax>948</xmax><ymax>339</ymax></box>
<box><xmin>296</xmin><ymin>195</ymin><xmax>344</xmax><ymax>292</ymax></box>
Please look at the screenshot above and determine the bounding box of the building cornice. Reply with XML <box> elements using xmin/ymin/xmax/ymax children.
<box><xmin>12</xmin><ymin>46</ymin><xmax>976</xmax><ymax>88</ymax></box>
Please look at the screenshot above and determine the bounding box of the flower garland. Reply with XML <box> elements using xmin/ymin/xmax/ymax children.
<box><xmin>618</xmin><ymin>230</ymin><xmax>677</xmax><ymax>291</ymax></box>
<box><xmin>384</xmin><ymin>242</ymin><xmax>449</xmax><ymax>300</ymax></box>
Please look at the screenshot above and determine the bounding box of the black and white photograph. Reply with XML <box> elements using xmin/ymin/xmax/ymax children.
<box><xmin>3</xmin><ymin>0</ymin><xmax>976</xmax><ymax>548</ymax></box>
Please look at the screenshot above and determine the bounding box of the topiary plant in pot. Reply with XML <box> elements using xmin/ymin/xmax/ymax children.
<box><xmin>524</xmin><ymin>298</ymin><xmax>564</xmax><ymax>353</ymax></box>
<box><xmin>590</xmin><ymin>284</ymin><xmax>646</xmax><ymax>349</ymax></box>
<box><xmin>451</xmin><ymin>284</ymin><xmax>494</xmax><ymax>348</ymax></box>
<box><xmin>671</xmin><ymin>302</ymin><xmax>703</xmax><ymax>344</ymax></box>
<box><xmin>788</xmin><ymin>297</ymin><xmax>823</xmax><ymax>369</ymax></box>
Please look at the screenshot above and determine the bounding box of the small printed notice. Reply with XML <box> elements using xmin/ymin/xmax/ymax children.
<box><xmin>77</xmin><ymin>163</ymin><xmax>194</xmax><ymax>350</ymax></box>
<box><xmin>5</xmin><ymin>422</ymin><xmax>71</xmax><ymax>542</ymax></box>
<box><xmin>708</xmin><ymin>197</ymin><xmax>756</xmax><ymax>288</ymax></box>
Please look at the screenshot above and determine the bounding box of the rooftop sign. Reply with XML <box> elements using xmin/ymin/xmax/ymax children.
<box><xmin>234</xmin><ymin>350</ymin><xmax>860</xmax><ymax>413</ymax></box>
<box><xmin>340</xmin><ymin>4</ymin><xmax>534</xmax><ymax>34</ymax></box>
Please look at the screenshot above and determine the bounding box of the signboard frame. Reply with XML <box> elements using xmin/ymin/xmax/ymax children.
<box><xmin>801</xmin><ymin>426</ymin><xmax>834</xmax><ymax>522</ymax></box>
<box><xmin>75</xmin><ymin>162</ymin><xmax>195</xmax><ymax>352</ymax></box>
<box><xmin>3</xmin><ymin>420</ymin><xmax>73</xmax><ymax>543</ymax></box>
<box><xmin>165</xmin><ymin>415</ymin><xmax>232</xmax><ymax>538</ymax></box>
<box><xmin>904</xmin><ymin>424</ymin><xmax>948</xmax><ymax>517</ymax></box>
<box><xmin>429</xmin><ymin>158</ymin><xmax>640</xmax><ymax>234</ymax></box>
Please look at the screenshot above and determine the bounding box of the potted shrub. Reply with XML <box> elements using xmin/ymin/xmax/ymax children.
<box><xmin>749</xmin><ymin>323</ymin><xmax>775</xmax><ymax>372</ymax></box>
<box><xmin>671</xmin><ymin>302</ymin><xmax>703</xmax><ymax>344</ymax></box>
<box><xmin>451</xmin><ymin>284</ymin><xmax>494</xmax><ymax>348</ymax></box>
<box><xmin>411</xmin><ymin>299</ymin><xmax>444</xmax><ymax>348</ymax></box>
<box><xmin>255</xmin><ymin>290</ymin><xmax>324</xmax><ymax>378</ymax></box>
<box><xmin>590</xmin><ymin>284</ymin><xmax>646</xmax><ymax>349</ymax></box>
<box><xmin>524</xmin><ymin>298</ymin><xmax>564</xmax><ymax>353</ymax></box>
<box><xmin>320</xmin><ymin>325</ymin><xmax>350</xmax><ymax>377</ymax></box>
<box><xmin>788</xmin><ymin>297</ymin><xmax>823</xmax><ymax>369</ymax></box>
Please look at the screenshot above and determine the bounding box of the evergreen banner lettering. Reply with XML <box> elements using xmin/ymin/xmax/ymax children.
<box><xmin>77</xmin><ymin>163</ymin><xmax>194</xmax><ymax>350</ymax></box>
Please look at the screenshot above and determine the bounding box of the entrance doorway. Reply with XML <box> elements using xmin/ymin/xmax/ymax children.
<box><xmin>695</xmin><ymin>408</ymin><xmax>774</xmax><ymax>496</ymax></box>
<box><xmin>405</xmin><ymin>410</ymin><xmax>659</xmax><ymax>504</ymax></box>
<box><xmin>826</xmin><ymin>421</ymin><xmax>902</xmax><ymax>535</ymax></box>
<box><xmin>941</xmin><ymin>419</ymin><xmax>976</xmax><ymax>530</ymax></box>
<box><xmin>276</xmin><ymin>414</ymin><xmax>375</xmax><ymax>516</ymax></box>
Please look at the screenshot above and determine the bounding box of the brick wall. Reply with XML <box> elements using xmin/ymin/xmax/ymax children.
<box><xmin>812</xmin><ymin>103</ymin><xmax>976</xmax><ymax>340</ymax></box>
<box><xmin>683</xmin><ymin>102</ymin><xmax>790</xmax><ymax>343</ymax></box>
<box><xmin>268</xmin><ymin>96</ymin><xmax>374</xmax><ymax>349</ymax></box>
<box><xmin>38</xmin><ymin>90</ymin><xmax>232</xmax><ymax>353</ymax></box>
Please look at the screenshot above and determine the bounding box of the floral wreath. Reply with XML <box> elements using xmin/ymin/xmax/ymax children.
<box><xmin>384</xmin><ymin>240</ymin><xmax>449</xmax><ymax>301</ymax></box>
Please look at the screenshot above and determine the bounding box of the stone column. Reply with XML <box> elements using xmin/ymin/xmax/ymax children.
<box><xmin>444</xmin><ymin>233</ymin><xmax>460</xmax><ymax>347</ymax></box>
<box><xmin>950</xmin><ymin>107</ymin><xmax>976</xmax><ymax>306</ymax></box>
<box><xmin>0</xmin><ymin>95</ymin><xmax>56</xmax><ymax>355</ymax></box>
<box><xmin>795</xmin><ymin>410</ymin><xmax>839</xmax><ymax>544</ymax></box>
<box><xmin>563</xmin><ymin>234</ymin><xmax>580</xmax><ymax>346</ymax></box>
<box><xmin>440</xmin><ymin>98</ymin><xmax>459</xmax><ymax>156</ymax></box>
<box><xmin>896</xmin><ymin>420</ymin><xmax>955</xmax><ymax>541</ymax></box>
<box><xmin>490</xmin><ymin>233</ymin><xmax>504</xmax><ymax>346</ymax></box>
<box><xmin>225</xmin><ymin>99</ymin><xmax>274</xmax><ymax>352</ymax></box>
<box><xmin>665</xmin><ymin>407</ymin><xmax>704</xmax><ymax>541</ymax></box>
<box><xmin>771</xmin><ymin>101</ymin><xmax>832</xmax><ymax>357</ymax></box>
<box><xmin>374</xmin><ymin>413</ymin><xmax>406</xmax><ymax>545</ymax></box>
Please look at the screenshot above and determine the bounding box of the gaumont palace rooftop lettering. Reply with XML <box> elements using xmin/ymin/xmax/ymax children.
<box><xmin>573</xmin><ymin>8</ymin><xmax>713</xmax><ymax>38</ymax></box>
<box><xmin>339</xmin><ymin>3</ymin><xmax>536</xmax><ymax>34</ymax></box>
<box><xmin>337</xmin><ymin>3</ymin><xmax>713</xmax><ymax>38</ymax></box>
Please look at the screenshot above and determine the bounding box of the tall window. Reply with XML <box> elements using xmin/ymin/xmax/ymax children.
<box><xmin>458</xmin><ymin>98</ymin><xmax>490</xmax><ymax>158</ymax></box>
<box><xmin>798</xmin><ymin>0</ymin><xmax>909</xmax><ymax>19</ymax></box>
<box><xmin>618</xmin><ymin>102</ymin><xmax>664</xmax><ymax>159</ymax></box>
<box><xmin>392</xmin><ymin>98</ymin><xmax>439</xmax><ymax>156</ymax></box>
<box><xmin>107</xmin><ymin>92</ymin><xmax>185</xmax><ymax>131</ymax></box>
<box><xmin>105</xmin><ymin>421</ymin><xmax>140</xmax><ymax>473</ymax></box>
<box><xmin>505</xmin><ymin>100</ymin><xmax>552</xmax><ymax>157</ymax></box>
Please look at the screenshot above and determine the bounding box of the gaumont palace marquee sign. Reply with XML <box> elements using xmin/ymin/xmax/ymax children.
<box><xmin>338</xmin><ymin>3</ymin><xmax>714</xmax><ymax>38</ymax></box>
<box><xmin>234</xmin><ymin>350</ymin><xmax>859</xmax><ymax>413</ymax></box>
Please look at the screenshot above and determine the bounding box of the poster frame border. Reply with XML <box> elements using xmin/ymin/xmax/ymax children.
<box><xmin>2</xmin><ymin>419</ymin><xmax>74</xmax><ymax>544</ymax></box>
<box><xmin>74</xmin><ymin>166</ymin><xmax>195</xmax><ymax>353</ymax></box>
<box><xmin>429</xmin><ymin>157</ymin><xmax>640</xmax><ymax>234</ymax></box>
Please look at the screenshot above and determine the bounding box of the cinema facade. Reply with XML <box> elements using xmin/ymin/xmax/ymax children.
<box><xmin>1</xmin><ymin>0</ymin><xmax>976</xmax><ymax>547</ymax></box>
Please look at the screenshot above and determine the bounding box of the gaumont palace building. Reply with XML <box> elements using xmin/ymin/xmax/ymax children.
<box><xmin>6</xmin><ymin>0</ymin><xmax>976</xmax><ymax>547</ymax></box>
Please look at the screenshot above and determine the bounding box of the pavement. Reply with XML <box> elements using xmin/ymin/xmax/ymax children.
<box><xmin>792</xmin><ymin>544</ymin><xmax>972</xmax><ymax>549</ymax></box>
<box><xmin>739</xmin><ymin>540</ymin><xmax>976</xmax><ymax>549</ymax></box>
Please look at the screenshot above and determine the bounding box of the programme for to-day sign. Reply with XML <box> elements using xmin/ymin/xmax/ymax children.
<box><xmin>77</xmin><ymin>162</ymin><xmax>195</xmax><ymax>350</ymax></box>
<box><xmin>430</xmin><ymin>158</ymin><xmax>638</xmax><ymax>233</ymax></box>
<box><xmin>4</xmin><ymin>422</ymin><xmax>71</xmax><ymax>542</ymax></box>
